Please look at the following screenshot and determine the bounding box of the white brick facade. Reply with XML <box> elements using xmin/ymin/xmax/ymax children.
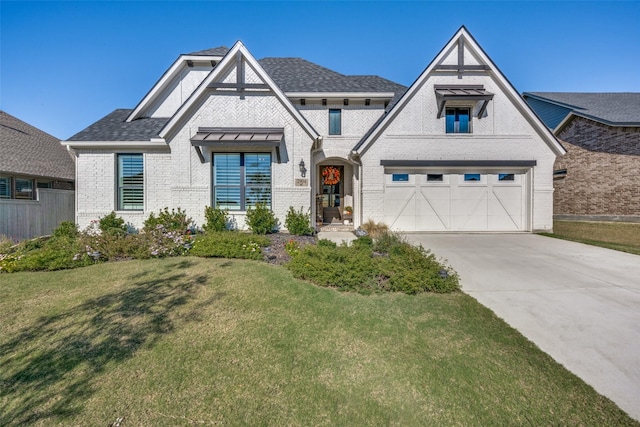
<box><xmin>67</xmin><ymin>29</ymin><xmax>563</xmax><ymax>233</ymax></box>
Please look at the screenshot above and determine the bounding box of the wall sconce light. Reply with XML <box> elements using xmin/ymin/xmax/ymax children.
<box><xmin>299</xmin><ymin>159</ymin><xmax>307</xmax><ymax>177</ymax></box>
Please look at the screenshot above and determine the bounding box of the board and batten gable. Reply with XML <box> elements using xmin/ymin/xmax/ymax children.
<box><xmin>354</xmin><ymin>27</ymin><xmax>564</xmax><ymax>232</ymax></box>
<box><xmin>159</xmin><ymin>42</ymin><xmax>319</xmax><ymax>229</ymax></box>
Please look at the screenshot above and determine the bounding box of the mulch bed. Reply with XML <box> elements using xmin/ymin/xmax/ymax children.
<box><xmin>263</xmin><ymin>233</ymin><xmax>317</xmax><ymax>265</ymax></box>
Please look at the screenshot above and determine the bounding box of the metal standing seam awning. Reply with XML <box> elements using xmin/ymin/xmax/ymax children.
<box><xmin>190</xmin><ymin>127</ymin><xmax>284</xmax><ymax>163</ymax></box>
<box><xmin>434</xmin><ymin>85</ymin><xmax>494</xmax><ymax>119</ymax></box>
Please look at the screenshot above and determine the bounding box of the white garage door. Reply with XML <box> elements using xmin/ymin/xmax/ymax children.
<box><xmin>383</xmin><ymin>172</ymin><xmax>528</xmax><ymax>232</ymax></box>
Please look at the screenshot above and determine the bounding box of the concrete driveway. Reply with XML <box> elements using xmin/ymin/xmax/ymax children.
<box><xmin>405</xmin><ymin>233</ymin><xmax>640</xmax><ymax>421</ymax></box>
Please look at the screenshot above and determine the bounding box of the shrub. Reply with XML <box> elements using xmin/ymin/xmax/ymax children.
<box><xmin>361</xmin><ymin>219</ymin><xmax>389</xmax><ymax>240</ymax></box>
<box><xmin>203</xmin><ymin>206</ymin><xmax>229</xmax><ymax>233</ymax></box>
<box><xmin>286</xmin><ymin>231</ymin><xmax>459</xmax><ymax>294</ymax></box>
<box><xmin>352</xmin><ymin>235</ymin><xmax>373</xmax><ymax>250</ymax></box>
<box><xmin>245</xmin><ymin>203</ymin><xmax>278</xmax><ymax>234</ymax></box>
<box><xmin>53</xmin><ymin>221</ymin><xmax>79</xmax><ymax>239</ymax></box>
<box><xmin>190</xmin><ymin>232</ymin><xmax>269</xmax><ymax>260</ymax></box>
<box><xmin>99</xmin><ymin>212</ymin><xmax>128</xmax><ymax>235</ymax></box>
<box><xmin>286</xmin><ymin>244</ymin><xmax>379</xmax><ymax>293</ymax></box>
<box><xmin>285</xmin><ymin>206</ymin><xmax>314</xmax><ymax>236</ymax></box>
<box><xmin>144</xmin><ymin>207</ymin><xmax>192</xmax><ymax>233</ymax></box>
<box><xmin>80</xmin><ymin>232</ymin><xmax>150</xmax><ymax>261</ymax></box>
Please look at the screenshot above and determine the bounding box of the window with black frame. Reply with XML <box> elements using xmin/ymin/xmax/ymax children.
<box><xmin>213</xmin><ymin>153</ymin><xmax>271</xmax><ymax>210</ymax></box>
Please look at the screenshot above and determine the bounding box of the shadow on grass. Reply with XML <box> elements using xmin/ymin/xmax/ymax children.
<box><xmin>0</xmin><ymin>259</ymin><xmax>221</xmax><ymax>426</ymax></box>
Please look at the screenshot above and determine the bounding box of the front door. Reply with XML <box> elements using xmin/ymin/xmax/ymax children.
<box><xmin>320</xmin><ymin>165</ymin><xmax>343</xmax><ymax>223</ymax></box>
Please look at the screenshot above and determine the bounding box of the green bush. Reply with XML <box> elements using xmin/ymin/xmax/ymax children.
<box><xmin>1</xmin><ymin>233</ymin><xmax>92</xmax><ymax>273</ymax></box>
<box><xmin>81</xmin><ymin>232</ymin><xmax>151</xmax><ymax>261</ymax></box>
<box><xmin>203</xmin><ymin>206</ymin><xmax>229</xmax><ymax>233</ymax></box>
<box><xmin>144</xmin><ymin>207</ymin><xmax>192</xmax><ymax>233</ymax></box>
<box><xmin>286</xmin><ymin>244</ymin><xmax>379</xmax><ymax>293</ymax></box>
<box><xmin>53</xmin><ymin>221</ymin><xmax>79</xmax><ymax>239</ymax></box>
<box><xmin>99</xmin><ymin>212</ymin><xmax>128</xmax><ymax>235</ymax></box>
<box><xmin>245</xmin><ymin>203</ymin><xmax>278</xmax><ymax>234</ymax></box>
<box><xmin>284</xmin><ymin>206</ymin><xmax>314</xmax><ymax>235</ymax></box>
<box><xmin>286</xmin><ymin>231</ymin><xmax>459</xmax><ymax>294</ymax></box>
<box><xmin>190</xmin><ymin>232</ymin><xmax>269</xmax><ymax>260</ymax></box>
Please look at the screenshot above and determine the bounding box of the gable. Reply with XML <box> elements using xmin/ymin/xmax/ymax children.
<box><xmin>159</xmin><ymin>41</ymin><xmax>319</xmax><ymax>143</ymax></box>
<box><xmin>353</xmin><ymin>27</ymin><xmax>565</xmax><ymax>158</ymax></box>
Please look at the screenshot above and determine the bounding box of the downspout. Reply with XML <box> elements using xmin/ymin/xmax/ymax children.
<box><xmin>67</xmin><ymin>144</ymin><xmax>79</xmax><ymax>226</ymax></box>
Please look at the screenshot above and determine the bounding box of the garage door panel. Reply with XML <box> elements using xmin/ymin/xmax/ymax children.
<box><xmin>417</xmin><ymin>187</ymin><xmax>451</xmax><ymax>230</ymax></box>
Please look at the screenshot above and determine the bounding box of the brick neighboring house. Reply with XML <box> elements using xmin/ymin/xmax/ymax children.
<box><xmin>523</xmin><ymin>93</ymin><xmax>640</xmax><ymax>221</ymax></box>
<box><xmin>0</xmin><ymin>111</ymin><xmax>75</xmax><ymax>240</ymax></box>
<box><xmin>63</xmin><ymin>27</ymin><xmax>564</xmax><ymax>233</ymax></box>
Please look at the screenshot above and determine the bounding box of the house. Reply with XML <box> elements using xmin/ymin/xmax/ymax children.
<box><xmin>0</xmin><ymin>111</ymin><xmax>75</xmax><ymax>240</ymax></box>
<box><xmin>523</xmin><ymin>92</ymin><xmax>640</xmax><ymax>221</ymax></box>
<box><xmin>62</xmin><ymin>27</ymin><xmax>564</xmax><ymax>233</ymax></box>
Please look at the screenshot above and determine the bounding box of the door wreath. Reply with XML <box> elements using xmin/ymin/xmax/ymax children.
<box><xmin>322</xmin><ymin>166</ymin><xmax>341</xmax><ymax>185</ymax></box>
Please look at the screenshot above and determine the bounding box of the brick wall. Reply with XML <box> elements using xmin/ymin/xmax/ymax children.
<box><xmin>554</xmin><ymin>117</ymin><xmax>640</xmax><ymax>216</ymax></box>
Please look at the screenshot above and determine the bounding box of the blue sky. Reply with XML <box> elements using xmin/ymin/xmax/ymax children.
<box><xmin>2</xmin><ymin>1</ymin><xmax>639</xmax><ymax>139</ymax></box>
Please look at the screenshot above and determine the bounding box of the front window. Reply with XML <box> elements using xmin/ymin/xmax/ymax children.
<box><xmin>15</xmin><ymin>178</ymin><xmax>34</xmax><ymax>200</ymax></box>
<box><xmin>329</xmin><ymin>109</ymin><xmax>341</xmax><ymax>135</ymax></box>
<box><xmin>0</xmin><ymin>176</ymin><xmax>10</xmax><ymax>199</ymax></box>
<box><xmin>214</xmin><ymin>153</ymin><xmax>271</xmax><ymax>211</ymax></box>
<box><xmin>446</xmin><ymin>107</ymin><xmax>471</xmax><ymax>133</ymax></box>
<box><xmin>117</xmin><ymin>154</ymin><xmax>144</xmax><ymax>210</ymax></box>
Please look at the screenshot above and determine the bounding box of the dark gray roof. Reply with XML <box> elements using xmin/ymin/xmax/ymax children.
<box><xmin>187</xmin><ymin>46</ymin><xmax>229</xmax><ymax>56</ymax></box>
<box><xmin>69</xmin><ymin>55</ymin><xmax>406</xmax><ymax>143</ymax></box>
<box><xmin>0</xmin><ymin>111</ymin><xmax>75</xmax><ymax>180</ymax></box>
<box><xmin>258</xmin><ymin>57</ymin><xmax>407</xmax><ymax>95</ymax></box>
<box><xmin>524</xmin><ymin>92</ymin><xmax>640</xmax><ymax>127</ymax></box>
<box><xmin>67</xmin><ymin>109</ymin><xmax>169</xmax><ymax>141</ymax></box>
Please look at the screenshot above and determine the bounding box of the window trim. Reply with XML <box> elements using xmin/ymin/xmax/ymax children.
<box><xmin>213</xmin><ymin>152</ymin><xmax>272</xmax><ymax>211</ymax></box>
<box><xmin>117</xmin><ymin>153</ymin><xmax>144</xmax><ymax>211</ymax></box>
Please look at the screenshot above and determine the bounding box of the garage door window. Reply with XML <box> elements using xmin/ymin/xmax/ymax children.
<box><xmin>498</xmin><ymin>173</ymin><xmax>515</xmax><ymax>181</ymax></box>
<box><xmin>427</xmin><ymin>174</ymin><xmax>443</xmax><ymax>182</ymax></box>
<box><xmin>392</xmin><ymin>173</ymin><xmax>409</xmax><ymax>182</ymax></box>
<box><xmin>464</xmin><ymin>173</ymin><xmax>481</xmax><ymax>182</ymax></box>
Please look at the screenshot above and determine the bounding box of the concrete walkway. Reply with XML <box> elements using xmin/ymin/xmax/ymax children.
<box><xmin>405</xmin><ymin>233</ymin><xmax>640</xmax><ymax>421</ymax></box>
<box><xmin>317</xmin><ymin>231</ymin><xmax>357</xmax><ymax>246</ymax></box>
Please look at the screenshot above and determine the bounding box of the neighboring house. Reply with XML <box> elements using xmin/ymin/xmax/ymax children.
<box><xmin>523</xmin><ymin>92</ymin><xmax>640</xmax><ymax>221</ymax></box>
<box><xmin>63</xmin><ymin>27</ymin><xmax>564</xmax><ymax>233</ymax></box>
<box><xmin>0</xmin><ymin>111</ymin><xmax>75</xmax><ymax>240</ymax></box>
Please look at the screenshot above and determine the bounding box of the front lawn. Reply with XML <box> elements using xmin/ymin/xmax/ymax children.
<box><xmin>1</xmin><ymin>258</ymin><xmax>636</xmax><ymax>426</ymax></box>
<box><xmin>542</xmin><ymin>220</ymin><xmax>640</xmax><ymax>255</ymax></box>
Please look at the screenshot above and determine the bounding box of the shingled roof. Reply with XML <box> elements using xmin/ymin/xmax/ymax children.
<box><xmin>187</xmin><ymin>46</ymin><xmax>229</xmax><ymax>56</ymax></box>
<box><xmin>67</xmin><ymin>109</ymin><xmax>169</xmax><ymax>141</ymax></box>
<box><xmin>524</xmin><ymin>92</ymin><xmax>640</xmax><ymax>127</ymax></box>
<box><xmin>0</xmin><ymin>111</ymin><xmax>75</xmax><ymax>180</ymax></box>
<box><xmin>68</xmin><ymin>51</ymin><xmax>406</xmax><ymax>142</ymax></box>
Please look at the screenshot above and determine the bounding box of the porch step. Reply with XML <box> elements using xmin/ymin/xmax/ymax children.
<box><xmin>319</xmin><ymin>224</ymin><xmax>354</xmax><ymax>232</ymax></box>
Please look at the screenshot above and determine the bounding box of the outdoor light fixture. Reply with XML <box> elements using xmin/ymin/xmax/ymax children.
<box><xmin>299</xmin><ymin>159</ymin><xmax>307</xmax><ymax>177</ymax></box>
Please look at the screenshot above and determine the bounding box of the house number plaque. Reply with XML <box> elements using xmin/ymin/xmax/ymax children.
<box><xmin>295</xmin><ymin>179</ymin><xmax>308</xmax><ymax>187</ymax></box>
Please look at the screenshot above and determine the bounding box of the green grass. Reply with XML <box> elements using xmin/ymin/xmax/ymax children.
<box><xmin>1</xmin><ymin>258</ymin><xmax>637</xmax><ymax>426</ymax></box>
<box><xmin>541</xmin><ymin>220</ymin><xmax>640</xmax><ymax>255</ymax></box>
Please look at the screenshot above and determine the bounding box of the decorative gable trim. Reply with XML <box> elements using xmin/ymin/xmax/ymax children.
<box><xmin>352</xmin><ymin>26</ymin><xmax>566</xmax><ymax>158</ymax></box>
<box><xmin>127</xmin><ymin>53</ymin><xmax>225</xmax><ymax>122</ymax></box>
<box><xmin>158</xmin><ymin>41</ymin><xmax>319</xmax><ymax>142</ymax></box>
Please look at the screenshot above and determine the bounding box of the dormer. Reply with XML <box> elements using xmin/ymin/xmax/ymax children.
<box><xmin>127</xmin><ymin>47</ymin><xmax>228</xmax><ymax>121</ymax></box>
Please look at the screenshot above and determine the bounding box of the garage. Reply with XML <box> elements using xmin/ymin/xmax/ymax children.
<box><xmin>383</xmin><ymin>166</ymin><xmax>531</xmax><ymax>232</ymax></box>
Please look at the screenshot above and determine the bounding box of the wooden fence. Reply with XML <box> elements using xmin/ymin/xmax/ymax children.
<box><xmin>0</xmin><ymin>189</ymin><xmax>75</xmax><ymax>241</ymax></box>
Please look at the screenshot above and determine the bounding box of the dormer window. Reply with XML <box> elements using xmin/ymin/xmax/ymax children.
<box><xmin>435</xmin><ymin>85</ymin><xmax>494</xmax><ymax>124</ymax></box>
<box><xmin>446</xmin><ymin>107</ymin><xmax>470</xmax><ymax>133</ymax></box>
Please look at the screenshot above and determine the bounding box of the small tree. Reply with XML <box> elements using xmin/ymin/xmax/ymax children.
<box><xmin>285</xmin><ymin>206</ymin><xmax>314</xmax><ymax>235</ymax></box>
<box><xmin>245</xmin><ymin>203</ymin><xmax>278</xmax><ymax>234</ymax></box>
<box><xmin>203</xmin><ymin>206</ymin><xmax>229</xmax><ymax>233</ymax></box>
